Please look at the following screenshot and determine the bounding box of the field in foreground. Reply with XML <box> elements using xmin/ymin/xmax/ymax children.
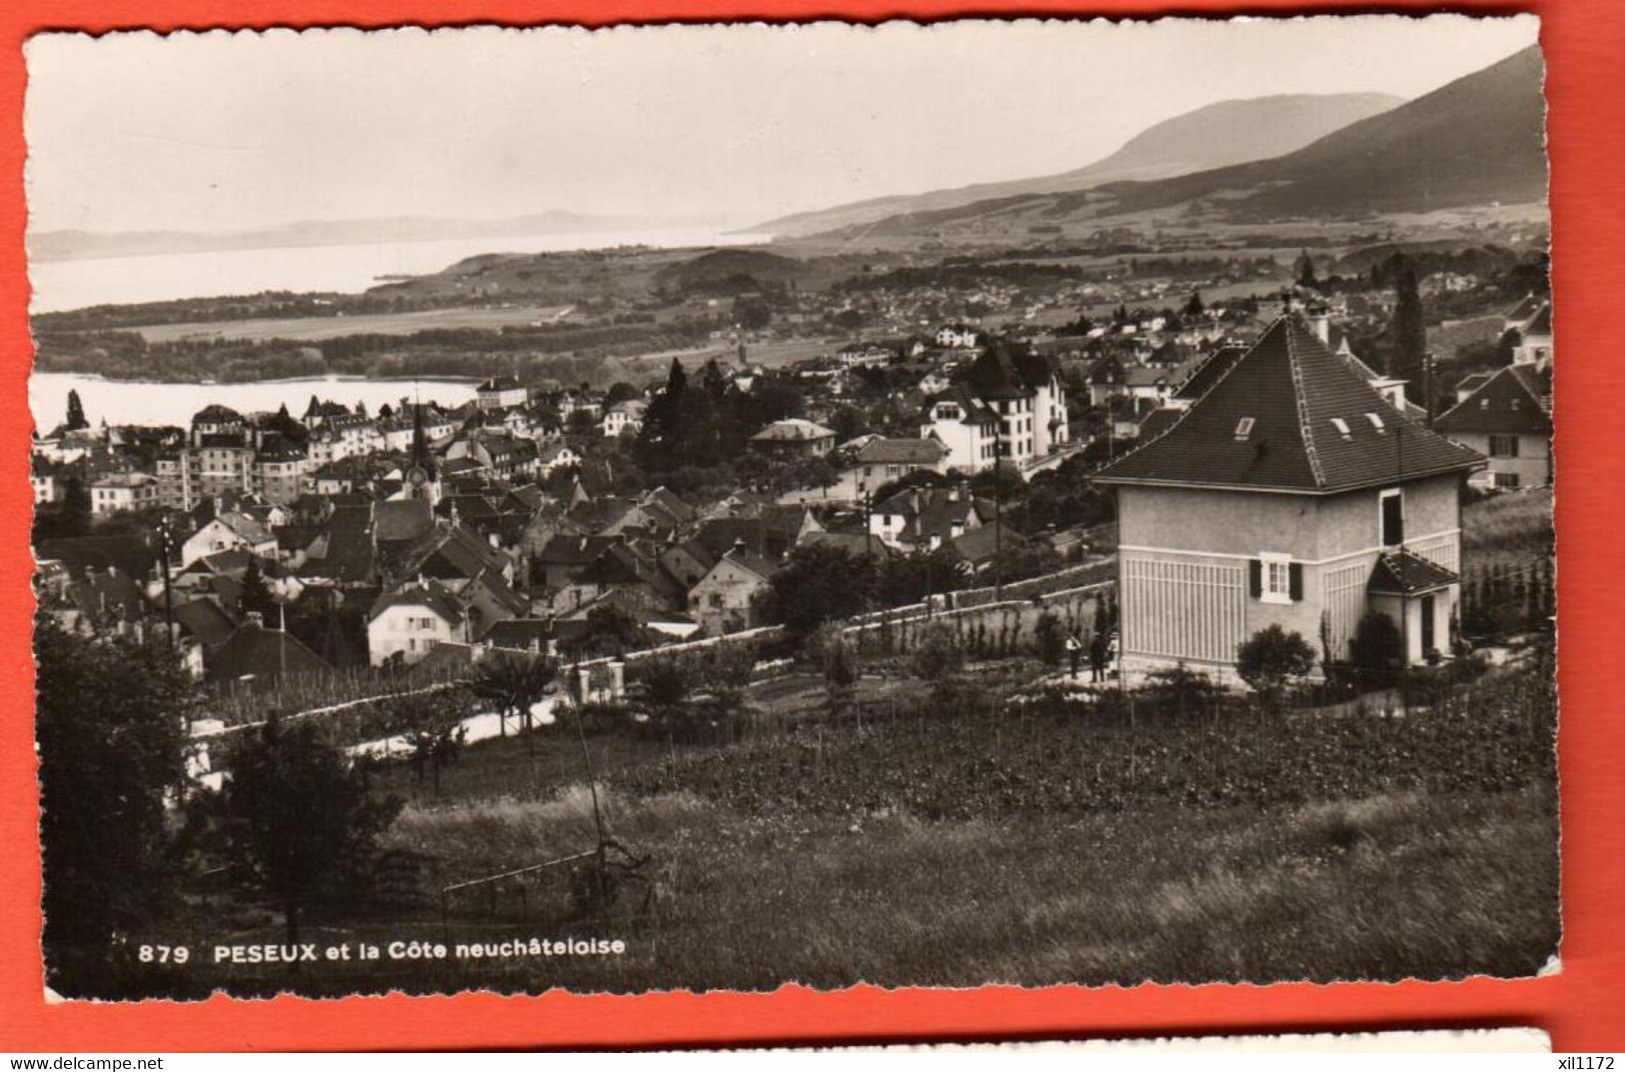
<box><xmin>87</xmin><ymin>660</ymin><xmax>1559</xmax><ymax>1000</ymax></box>
<box><xmin>110</xmin><ymin>783</ymin><xmax>1558</xmax><ymax>998</ymax></box>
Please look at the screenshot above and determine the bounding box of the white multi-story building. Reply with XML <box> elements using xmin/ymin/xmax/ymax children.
<box><xmin>918</xmin><ymin>345</ymin><xmax>1068</xmax><ymax>472</ymax></box>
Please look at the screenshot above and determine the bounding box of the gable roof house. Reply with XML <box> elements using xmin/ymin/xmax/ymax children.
<box><xmin>366</xmin><ymin>581</ymin><xmax>470</xmax><ymax>666</ymax></box>
<box><xmin>1507</xmin><ymin>299</ymin><xmax>1553</xmax><ymax>369</ymax></box>
<box><xmin>180</xmin><ymin>512</ymin><xmax>278</xmax><ymax>568</ymax></box>
<box><xmin>1433</xmin><ymin>365</ymin><xmax>1552</xmax><ymax>490</ymax></box>
<box><xmin>687</xmin><ymin>547</ymin><xmax>779</xmax><ymax>637</ymax></box>
<box><xmin>1096</xmin><ymin>316</ymin><xmax>1485</xmax><ymax>676</ymax></box>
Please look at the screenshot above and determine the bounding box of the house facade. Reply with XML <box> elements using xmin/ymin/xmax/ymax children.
<box><xmin>919</xmin><ymin>344</ymin><xmax>1068</xmax><ymax>472</ymax></box>
<box><xmin>366</xmin><ymin>583</ymin><xmax>468</xmax><ymax>665</ymax></box>
<box><xmin>90</xmin><ymin>472</ymin><xmax>160</xmax><ymax>514</ymax></box>
<box><xmin>1097</xmin><ymin>316</ymin><xmax>1485</xmax><ymax>676</ymax></box>
<box><xmin>1434</xmin><ymin>365</ymin><xmax>1552</xmax><ymax>490</ymax></box>
<box><xmin>477</xmin><ymin>376</ymin><xmax>529</xmax><ymax>411</ymax></box>
<box><xmin>687</xmin><ymin>549</ymin><xmax>775</xmax><ymax>636</ymax></box>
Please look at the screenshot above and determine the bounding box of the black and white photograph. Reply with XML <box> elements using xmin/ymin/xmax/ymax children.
<box><xmin>24</xmin><ymin>16</ymin><xmax>1558</xmax><ymax>1000</ymax></box>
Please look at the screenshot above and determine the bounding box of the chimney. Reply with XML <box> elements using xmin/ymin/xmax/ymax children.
<box><xmin>950</xmin><ymin>520</ymin><xmax>965</xmax><ymax>540</ymax></box>
<box><xmin>1309</xmin><ymin>313</ymin><xmax>1331</xmax><ymax>345</ymax></box>
<box><xmin>948</xmin><ymin>484</ymin><xmax>960</xmax><ymax>503</ymax></box>
<box><xmin>245</xmin><ymin>611</ymin><xmax>263</xmax><ymax>628</ymax></box>
<box><xmin>929</xmin><ymin>530</ymin><xmax>942</xmax><ymax>552</ymax></box>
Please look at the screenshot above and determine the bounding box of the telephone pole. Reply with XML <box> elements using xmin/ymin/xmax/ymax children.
<box><xmin>993</xmin><ymin>412</ymin><xmax>1004</xmax><ymax>602</ymax></box>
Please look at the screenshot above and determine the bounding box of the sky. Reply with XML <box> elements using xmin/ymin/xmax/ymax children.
<box><xmin>25</xmin><ymin>15</ymin><xmax>1539</xmax><ymax>237</ymax></box>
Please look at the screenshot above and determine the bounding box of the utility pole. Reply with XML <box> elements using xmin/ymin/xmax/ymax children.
<box><xmin>1423</xmin><ymin>350</ymin><xmax>1436</xmax><ymax>428</ymax></box>
<box><xmin>155</xmin><ymin>515</ymin><xmax>176</xmax><ymax>652</ymax></box>
<box><xmin>993</xmin><ymin>411</ymin><xmax>1004</xmax><ymax>602</ymax></box>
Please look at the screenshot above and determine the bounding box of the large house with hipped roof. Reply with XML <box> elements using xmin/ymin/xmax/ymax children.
<box><xmin>1095</xmin><ymin>316</ymin><xmax>1486</xmax><ymax>677</ymax></box>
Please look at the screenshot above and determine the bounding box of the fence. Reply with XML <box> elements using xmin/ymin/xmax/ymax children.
<box><xmin>202</xmin><ymin>659</ymin><xmax>474</xmax><ymax>728</ymax></box>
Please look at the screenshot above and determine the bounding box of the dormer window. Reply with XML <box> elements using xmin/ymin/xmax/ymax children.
<box><xmin>1330</xmin><ymin>417</ymin><xmax>1351</xmax><ymax>439</ymax></box>
<box><xmin>1365</xmin><ymin>412</ymin><xmax>1386</xmax><ymax>432</ymax></box>
<box><xmin>1234</xmin><ymin>417</ymin><xmax>1255</xmax><ymax>441</ymax></box>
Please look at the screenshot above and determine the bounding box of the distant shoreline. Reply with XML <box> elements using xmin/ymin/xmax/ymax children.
<box><xmin>29</xmin><ymin>370</ymin><xmax>485</xmax><ymax>388</ymax></box>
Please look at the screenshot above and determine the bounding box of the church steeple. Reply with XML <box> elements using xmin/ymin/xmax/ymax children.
<box><xmin>410</xmin><ymin>402</ymin><xmax>435</xmax><ymax>478</ymax></box>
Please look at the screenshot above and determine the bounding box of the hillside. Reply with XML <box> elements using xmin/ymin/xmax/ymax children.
<box><xmin>810</xmin><ymin>46</ymin><xmax>1546</xmax><ymax>241</ymax></box>
<box><xmin>653</xmin><ymin>248</ymin><xmax>810</xmax><ymax>295</ymax></box>
<box><xmin>752</xmin><ymin>92</ymin><xmax>1402</xmax><ymax>238</ymax></box>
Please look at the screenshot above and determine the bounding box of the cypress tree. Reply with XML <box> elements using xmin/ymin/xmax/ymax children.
<box><xmin>64</xmin><ymin>390</ymin><xmax>88</xmax><ymax>432</ymax></box>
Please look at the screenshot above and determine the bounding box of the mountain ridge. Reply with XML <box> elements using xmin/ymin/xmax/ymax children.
<box><xmin>806</xmin><ymin>45</ymin><xmax>1546</xmax><ymax>241</ymax></box>
<box><xmin>750</xmin><ymin>91</ymin><xmax>1404</xmax><ymax>238</ymax></box>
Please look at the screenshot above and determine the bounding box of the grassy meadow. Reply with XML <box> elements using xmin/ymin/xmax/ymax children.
<box><xmin>102</xmin><ymin>653</ymin><xmax>1559</xmax><ymax>1000</ymax></box>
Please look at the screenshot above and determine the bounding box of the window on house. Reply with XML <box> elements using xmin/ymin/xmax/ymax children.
<box><xmin>1494</xmin><ymin>471</ymin><xmax>1521</xmax><ymax>489</ymax></box>
<box><xmin>1250</xmin><ymin>552</ymin><xmax>1300</xmax><ymax>605</ymax></box>
<box><xmin>1330</xmin><ymin>417</ymin><xmax>1351</xmax><ymax>439</ymax></box>
<box><xmin>1365</xmin><ymin>412</ymin><xmax>1386</xmax><ymax>432</ymax></box>
<box><xmin>1489</xmin><ymin>434</ymin><xmax>1521</xmax><ymax>458</ymax></box>
<box><xmin>1381</xmin><ymin>489</ymin><xmax>1404</xmax><ymax>547</ymax></box>
<box><xmin>1234</xmin><ymin>417</ymin><xmax>1255</xmax><ymax>440</ymax></box>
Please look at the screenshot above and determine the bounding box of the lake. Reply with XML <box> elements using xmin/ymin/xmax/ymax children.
<box><xmin>28</xmin><ymin>227</ymin><xmax>756</xmax><ymax>314</ymax></box>
<box><xmin>30</xmin><ymin>372</ymin><xmax>481</xmax><ymax>431</ymax></box>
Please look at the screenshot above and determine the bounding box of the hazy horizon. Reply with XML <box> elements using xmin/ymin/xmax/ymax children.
<box><xmin>26</xmin><ymin>16</ymin><xmax>1539</xmax><ymax>243</ymax></box>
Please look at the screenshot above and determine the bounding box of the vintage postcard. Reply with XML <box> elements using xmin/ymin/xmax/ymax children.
<box><xmin>23</xmin><ymin>16</ymin><xmax>1557</xmax><ymax>1001</ymax></box>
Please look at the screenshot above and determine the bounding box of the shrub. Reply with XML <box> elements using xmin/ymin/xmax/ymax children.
<box><xmin>1236</xmin><ymin>625</ymin><xmax>1317</xmax><ymax>706</ymax></box>
<box><xmin>1033</xmin><ymin>610</ymin><xmax>1066</xmax><ymax>668</ymax></box>
<box><xmin>1350</xmin><ymin>611</ymin><xmax>1404</xmax><ymax>673</ymax></box>
<box><xmin>911</xmin><ymin>622</ymin><xmax>964</xmax><ymax>680</ymax></box>
<box><xmin>1141</xmin><ymin>664</ymin><xmax>1225</xmax><ymax>719</ymax></box>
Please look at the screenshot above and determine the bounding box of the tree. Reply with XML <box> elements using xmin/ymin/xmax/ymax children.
<box><xmin>566</xmin><ymin>408</ymin><xmax>601</xmax><ymax>438</ymax></box>
<box><xmin>36</xmin><ymin>617</ymin><xmax>191</xmax><ymax>977</ymax></box>
<box><xmin>470</xmin><ymin>650</ymin><xmax>558</xmax><ymax>746</ymax></box>
<box><xmin>1235</xmin><ymin>624</ymin><xmax>1316</xmax><ymax>707</ymax></box>
<box><xmin>636</xmin><ymin>656</ymin><xmax>691</xmax><ymax>718</ymax></box>
<box><xmin>216</xmin><ymin>716</ymin><xmax>399</xmax><ymax>947</ymax></box>
<box><xmin>560</xmin><ymin>603</ymin><xmax>647</xmax><ymax>659</ymax></box>
<box><xmin>238</xmin><ymin>559</ymin><xmax>277</xmax><ymax>621</ymax></box>
<box><xmin>1350</xmin><ymin>610</ymin><xmax>1404</xmax><ymax>673</ymax></box>
<box><xmin>387</xmin><ymin>687</ymin><xmax>469</xmax><ymax>794</ymax></box>
<box><xmin>1183</xmin><ymin>291</ymin><xmax>1205</xmax><ymax>318</ymax></box>
<box><xmin>58</xmin><ymin>474</ymin><xmax>93</xmax><ymax>538</ymax></box>
<box><xmin>1294</xmin><ymin>249</ymin><xmax>1319</xmax><ymax>290</ymax></box>
<box><xmin>911</xmin><ymin>622</ymin><xmax>963</xmax><ymax>680</ymax></box>
<box><xmin>810</xmin><ymin>624</ymin><xmax>859</xmax><ymax>717</ymax></box>
<box><xmin>1033</xmin><ymin>610</ymin><xmax>1066</xmax><ymax>668</ymax></box>
<box><xmin>1389</xmin><ymin>260</ymin><xmax>1428</xmax><ymax>395</ymax></box>
<box><xmin>604</xmin><ymin>381</ymin><xmax>640</xmax><ymax>407</ymax></box>
<box><xmin>64</xmin><ymin>389</ymin><xmax>88</xmax><ymax>432</ymax></box>
<box><xmin>757</xmin><ymin>543</ymin><xmax>877</xmax><ymax>632</ymax></box>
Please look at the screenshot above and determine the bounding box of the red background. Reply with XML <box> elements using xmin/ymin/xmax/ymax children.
<box><xmin>1</xmin><ymin>0</ymin><xmax>1620</xmax><ymax>1052</ymax></box>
